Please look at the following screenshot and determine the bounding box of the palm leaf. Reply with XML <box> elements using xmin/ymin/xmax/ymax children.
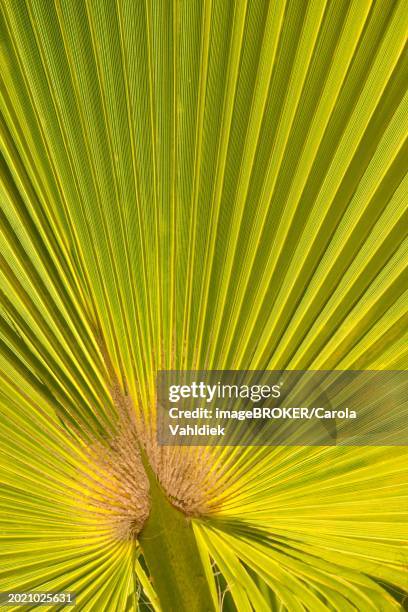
<box><xmin>1</xmin><ymin>0</ymin><xmax>407</xmax><ymax>610</ymax></box>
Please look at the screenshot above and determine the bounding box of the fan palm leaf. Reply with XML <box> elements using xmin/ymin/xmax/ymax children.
<box><xmin>1</xmin><ymin>0</ymin><xmax>407</xmax><ymax>610</ymax></box>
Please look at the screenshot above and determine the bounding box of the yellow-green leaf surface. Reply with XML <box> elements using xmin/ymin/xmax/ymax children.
<box><xmin>1</xmin><ymin>0</ymin><xmax>407</xmax><ymax>610</ymax></box>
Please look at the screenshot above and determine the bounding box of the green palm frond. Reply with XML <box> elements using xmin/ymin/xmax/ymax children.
<box><xmin>1</xmin><ymin>0</ymin><xmax>407</xmax><ymax>610</ymax></box>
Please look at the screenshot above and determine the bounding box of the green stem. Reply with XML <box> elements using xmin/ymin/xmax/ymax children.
<box><xmin>138</xmin><ymin>463</ymin><xmax>216</xmax><ymax>612</ymax></box>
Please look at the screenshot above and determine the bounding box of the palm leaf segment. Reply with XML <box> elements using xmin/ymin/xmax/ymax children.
<box><xmin>1</xmin><ymin>0</ymin><xmax>407</xmax><ymax>610</ymax></box>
